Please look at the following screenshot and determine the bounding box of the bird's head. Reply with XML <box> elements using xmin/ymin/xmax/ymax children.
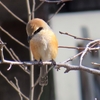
<box><xmin>26</xmin><ymin>18</ymin><xmax>50</xmax><ymax>41</ymax></box>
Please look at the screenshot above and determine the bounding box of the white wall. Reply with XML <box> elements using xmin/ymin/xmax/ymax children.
<box><xmin>50</xmin><ymin>11</ymin><xmax>100</xmax><ymax>100</ymax></box>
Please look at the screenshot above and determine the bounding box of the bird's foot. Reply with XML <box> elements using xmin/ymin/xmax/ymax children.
<box><xmin>34</xmin><ymin>59</ymin><xmax>43</xmax><ymax>67</ymax></box>
<box><xmin>50</xmin><ymin>59</ymin><xmax>56</xmax><ymax>67</ymax></box>
<box><xmin>39</xmin><ymin>59</ymin><xmax>43</xmax><ymax>67</ymax></box>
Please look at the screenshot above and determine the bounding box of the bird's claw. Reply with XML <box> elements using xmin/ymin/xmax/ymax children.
<box><xmin>50</xmin><ymin>59</ymin><xmax>56</xmax><ymax>67</ymax></box>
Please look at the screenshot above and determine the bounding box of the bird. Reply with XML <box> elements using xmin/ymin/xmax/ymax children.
<box><xmin>26</xmin><ymin>18</ymin><xmax>58</xmax><ymax>86</ymax></box>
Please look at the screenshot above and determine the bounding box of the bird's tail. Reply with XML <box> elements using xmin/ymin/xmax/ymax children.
<box><xmin>39</xmin><ymin>65</ymin><xmax>48</xmax><ymax>86</ymax></box>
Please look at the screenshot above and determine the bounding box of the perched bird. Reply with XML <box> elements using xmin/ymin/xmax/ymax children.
<box><xmin>26</xmin><ymin>18</ymin><xmax>58</xmax><ymax>86</ymax></box>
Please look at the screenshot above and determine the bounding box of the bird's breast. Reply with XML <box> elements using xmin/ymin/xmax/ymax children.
<box><xmin>30</xmin><ymin>31</ymin><xmax>51</xmax><ymax>61</ymax></box>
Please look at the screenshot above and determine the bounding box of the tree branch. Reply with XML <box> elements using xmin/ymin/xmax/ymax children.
<box><xmin>0</xmin><ymin>71</ymin><xmax>29</xmax><ymax>100</ymax></box>
<box><xmin>0</xmin><ymin>1</ymin><xmax>26</xmax><ymax>25</ymax></box>
<box><xmin>58</xmin><ymin>45</ymin><xmax>85</xmax><ymax>50</ymax></box>
<box><xmin>40</xmin><ymin>0</ymin><xmax>72</xmax><ymax>3</ymax></box>
<box><xmin>10</xmin><ymin>48</ymin><xmax>30</xmax><ymax>74</ymax></box>
<box><xmin>48</xmin><ymin>3</ymin><xmax>65</xmax><ymax>22</ymax></box>
<box><xmin>14</xmin><ymin>77</ymin><xmax>23</xmax><ymax>100</ymax></box>
<box><xmin>80</xmin><ymin>39</ymin><xmax>100</xmax><ymax>66</ymax></box>
<box><xmin>1</xmin><ymin>41</ymin><xmax>100</xmax><ymax>75</ymax></box>
<box><xmin>0</xmin><ymin>26</ymin><xmax>29</xmax><ymax>50</ymax></box>
<box><xmin>37</xmin><ymin>86</ymin><xmax>44</xmax><ymax>100</ymax></box>
<box><xmin>34</xmin><ymin>1</ymin><xmax>45</xmax><ymax>12</ymax></box>
<box><xmin>59</xmin><ymin>31</ymin><xmax>93</xmax><ymax>41</ymax></box>
<box><xmin>26</xmin><ymin>0</ymin><xmax>31</xmax><ymax>21</ymax></box>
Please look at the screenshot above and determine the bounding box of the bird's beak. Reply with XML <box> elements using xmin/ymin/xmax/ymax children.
<box><xmin>27</xmin><ymin>36</ymin><xmax>32</xmax><ymax>42</ymax></box>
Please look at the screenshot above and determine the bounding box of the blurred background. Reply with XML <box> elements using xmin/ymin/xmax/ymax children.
<box><xmin>0</xmin><ymin>0</ymin><xmax>100</xmax><ymax>100</ymax></box>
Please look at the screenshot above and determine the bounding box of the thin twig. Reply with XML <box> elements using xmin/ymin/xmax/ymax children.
<box><xmin>66</xmin><ymin>51</ymin><xmax>83</xmax><ymax>62</ymax></box>
<box><xmin>3</xmin><ymin>45</ymin><xmax>30</xmax><ymax>74</ymax></box>
<box><xmin>10</xmin><ymin>48</ymin><xmax>21</xmax><ymax>61</ymax></box>
<box><xmin>80</xmin><ymin>39</ymin><xmax>100</xmax><ymax>66</ymax></box>
<box><xmin>92</xmin><ymin>62</ymin><xmax>100</xmax><ymax>66</ymax></box>
<box><xmin>65</xmin><ymin>47</ymin><xmax>100</xmax><ymax>63</ymax></box>
<box><xmin>48</xmin><ymin>3</ymin><xmax>65</xmax><ymax>22</ymax></box>
<box><xmin>58</xmin><ymin>45</ymin><xmax>85</xmax><ymax>50</ymax></box>
<box><xmin>26</xmin><ymin>0</ymin><xmax>31</xmax><ymax>21</ymax></box>
<box><xmin>4</xmin><ymin>46</ymin><xmax>17</xmax><ymax>61</ymax></box>
<box><xmin>59</xmin><ymin>31</ymin><xmax>93</xmax><ymax>41</ymax></box>
<box><xmin>0</xmin><ymin>26</ymin><xmax>29</xmax><ymax>50</ymax></box>
<box><xmin>0</xmin><ymin>42</ymin><xmax>5</xmax><ymax>62</ymax></box>
<box><xmin>31</xmin><ymin>66</ymin><xmax>53</xmax><ymax>89</ymax></box>
<box><xmin>10</xmin><ymin>48</ymin><xmax>30</xmax><ymax>74</ymax></box>
<box><xmin>65</xmin><ymin>41</ymin><xmax>100</xmax><ymax>63</ymax></box>
<box><xmin>40</xmin><ymin>0</ymin><xmax>72</xmax><ymax>3</ymax></box>
<box><xmin>56</xmin><ymin>63</ymin><xmax>100</xmax><ymax>75</ymax></box>
<box><xmin>37</xmin><ymin>86</ymin><xmax>44</xmax><ymax>100</ymax></box>
<box><xmin>34</xmin><ymin>1</ymin><xmax>44</xmax><ymax>12</ymax></box>
<box><xmin>14</xmin><ymin>77</ymin><xmax>23</xmax><ymax>100</ymax></box>
<box><xmin>32</xmin><ymin>75</ymin><xmax>41</xmax><ymax>89</ymax></box>
<box><xmin>7</xmin><ymin>64</ymin><xmax>12</xmax><ymax>71</ymax></box>
<box><xmin>0</xmin><ymin>2</ymin><xmax>26</xmax><ymax>25</ymax></box>
<box><xmin>0</xmin><ymin>71</ymin><xmax>29</xmax><ymax>100</ymax></box>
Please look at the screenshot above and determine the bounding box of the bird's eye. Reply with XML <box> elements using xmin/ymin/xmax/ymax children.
<box><xmin>34</xmin><ymin>27</ymin><xmax>43</xmax><ymax>35</ymax></box>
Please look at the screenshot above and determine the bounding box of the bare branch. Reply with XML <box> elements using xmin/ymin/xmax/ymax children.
<box><xmin>92</xmin><ymin>62</ymin><xmax>100</xmax><ymax>67</ymax></box>
<box><xmin>48</xmin><ymin>3</ymin><xmax>65</xmax><ymax>22</ymax></box>
<box><xmin>1</xmin><ymin>1</ymin><xmax>100</xmax><ymax>99</ymax></box>
<box><xmin>1</xmin><ymin>53</ymin><xmax>100</xmax><ymax>75</ymax></box>
<box><xmin>0</xmin><ymin>43</ymin><xmax>23</xmax><ymax>65</ymax></box>
<box><xmin>0</xmin><ymin>41</ymin><xmax>5</xmax><ymax>62</ymax></box>
<box><xmin>32</xmin><ymin>0</ymin><xmax>36</xmax><ymax>19</ymax></box>
<box><xmin>26</xmin><ymin>0</ymin><xmax>31</xmax><ymax>21</ymax></box>
<box><xmin>1</xmin><ymin>56</ymin><xmax>100</xmax><ymax>75</ymax></box>
<box><xmin>0</xmin><ymin>71</ymin><xmax>29</xmax><ymax>100</ymax></box>
<box><xmin>10</xmin><ymin>48</ymin><xmax>30</xmax><ymax>74</ymax></box>
<box><xmin>80</xmin><ymin>39</ymin><xmax>100</xmax><ymax>66</ymax></box>
<box><xmin>1</xmin><ymin>44</ymin><xmax>100</xmax><ymax>76</ymax></box>
<box><xmin>40</xmin><ymin>0</ymin><xmax>72</xmax><ymax>3</ymax></box>
<box><xmin>0</xmin><ymin>2</ymin><xmax>26</xmax><ymax>25</ymax></box>
<box><xmin>14</xmin><ymin>77</ymin><xmax>23</xmax><ymax>100</ymax></box>
<box><xmin>66</xmin><ymin>51</ymin><xmax>83</xmax><ymax>62</ymax></box>
<box><xmin>32</xmin><ymin>75</ymin><xmax>41</xmax><ymax>89</ymax></box>
<box><xmin>4</xmin><ymin>47</ymin><xmax>17</xmax><ymax>61</ymax></box>
<box><xmin>1</xmin><ymin>38</ymin><xmax>100</xmax><ymax>92</ymax></box>
<box><xmin>64</xmin><ymin>41</ymin><xmax>100</xmax><ymax>63</ymax></box>
<box><xmin>7</xmin><ymin>64</ymin><xmax>13</xmax><ymax>71</ymax></box>
<box><xmin>0</xmin><ymin>41</ymin><xmax>30</xmax><ymax>74</ymax></box>
<box><xmin>56</xmin><ymin>63</ymin><xmax>100</xmax><ymax>75</ymax></box>
<box><xmin>0</xmin><ymin>26</ymin><xmax>29</xmax><ymax>50</ymax></box>
<box><xmin>31</xmin><ymin>66</ymin><xmax>53</xmax><ymax>89</ymax></box>
<box><xmin>37</xmin><ymin>86</ymin><xmax>44</xmax><ymax>100</ymax></box>
<box><xmin>10</xmin><ymin>48</ymin><xmax>22</xmax><ymax>61</ymax></box>
<box><xmin>67</xmin><ymin>47</ymin><xmax>99</xmax><ymax>63</ymax></box>
<box><xmin>58</xmin><ymin>45</ymin><xmax>85</xmax><ymax>50</ymax></box>
<box><xmin>29</xmin><ymin>0</ymin><xmax>36</xmax><ymax>100</ymax></box>
<box><xmin>59</xmin><ymin>31</ymin><xmax>93</xmax><ymax>41</ymax></box>
<box><xmin>34</xmin><ymin>1</ymin><xmax>45</xmax><ymax>12</ymax></box>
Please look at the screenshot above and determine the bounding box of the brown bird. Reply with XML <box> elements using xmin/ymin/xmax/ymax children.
<box><xmin>26</xmin><ymin>18</ymin><xmax>58</xmax><ymax>86</ymax></box>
